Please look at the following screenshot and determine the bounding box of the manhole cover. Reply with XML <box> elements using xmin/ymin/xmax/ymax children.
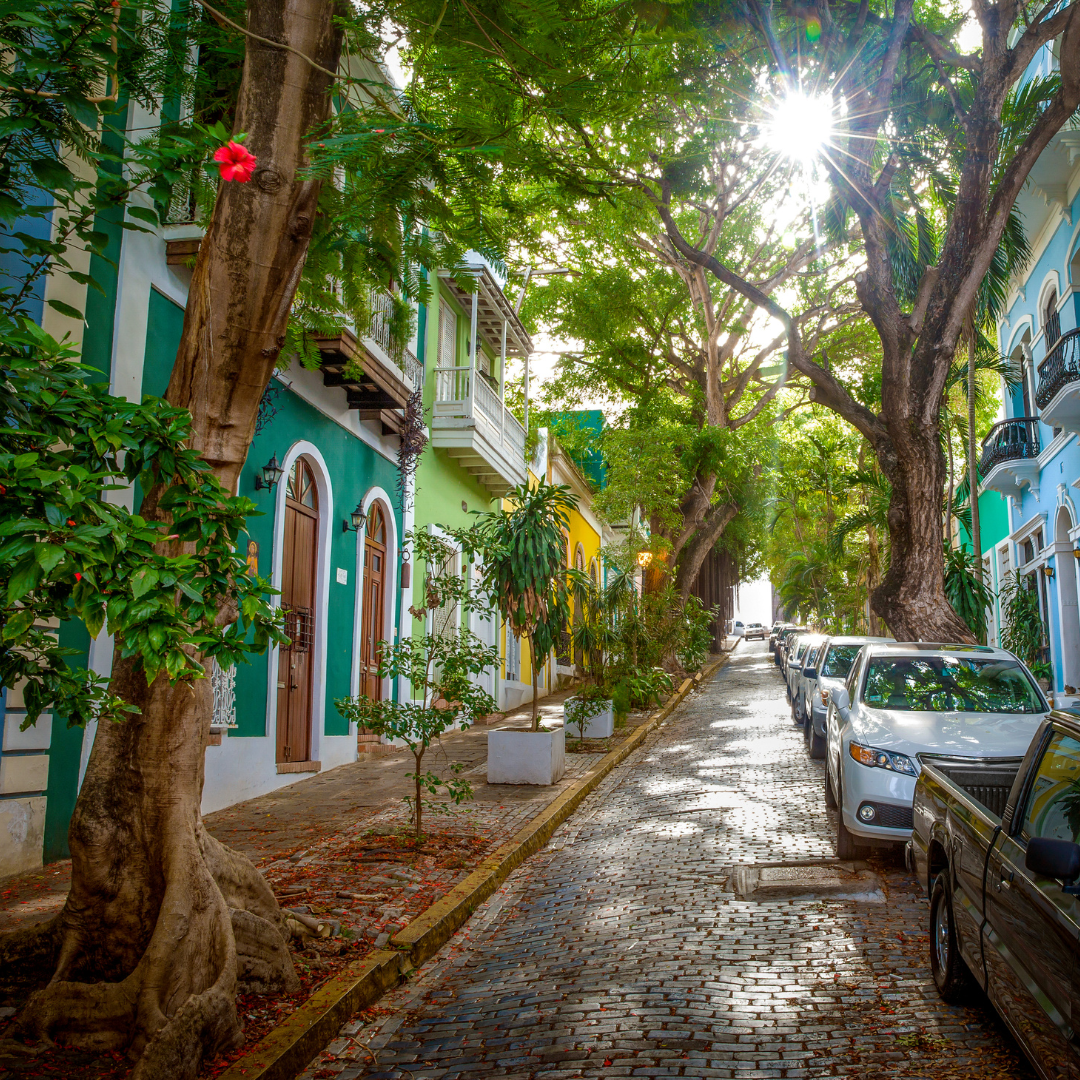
<box><xmin>726</xmin><ymin>862</ymin><xmax>884</xmax><ymax>902</ymax></box>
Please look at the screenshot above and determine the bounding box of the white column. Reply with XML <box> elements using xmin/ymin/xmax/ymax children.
<box><xmin>469</xmin><ymin>290</ymin><xmax>478</xmax><ymax>420</ymax></box>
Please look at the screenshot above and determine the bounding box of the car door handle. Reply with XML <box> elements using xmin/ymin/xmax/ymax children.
<box><xmin>996</xmin><ymin>870</ymin><xmax>1014</xmax><ymax>891</ymax></box>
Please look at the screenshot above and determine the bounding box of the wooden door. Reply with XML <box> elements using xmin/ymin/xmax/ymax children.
<box><xmin>360</xmin><ymin>504</ymin><xmax>387</xmax><ymax>701</ymax></box>
<box><xmin>277</xmin><ymin>459</ymin><xmax>318</xmax><ymax>764</ymax></box>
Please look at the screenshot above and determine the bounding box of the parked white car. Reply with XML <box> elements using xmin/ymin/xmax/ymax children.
<box><xmin>824</xmin><ymin>642</ymin><xmax>1050</xmax><ymax>859</ymax></box>
<box><xmin>729</xmin><ymin>620</ymin><xmax>745</xmax><ymax>639</ymax></box>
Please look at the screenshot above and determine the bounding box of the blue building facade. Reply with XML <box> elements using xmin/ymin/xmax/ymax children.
<box><xmin>980</xmin><ymin>115</ymin><xmax>1080</xmax><ymax>704</ymax></box>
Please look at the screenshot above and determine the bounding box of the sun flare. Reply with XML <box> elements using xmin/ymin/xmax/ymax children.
<box><xmin>764</xmin><ymin>91</ymin><xmax>835</xmax><ymax>167</ymax></box>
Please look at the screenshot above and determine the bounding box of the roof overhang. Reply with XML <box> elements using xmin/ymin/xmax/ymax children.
<box><xmin>438</xmin><ymin>265</ymin><xmax>533</xmax><ymax>359</ymax></box>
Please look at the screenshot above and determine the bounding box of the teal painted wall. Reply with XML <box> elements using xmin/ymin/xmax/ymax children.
<box><xmin>142</xmin><ymin>288</ymin><xmax>186</xmax><ymax>398</ymax></box>
<box><xmin>41</xmin><ymin>622</ymin><xmax>91</xmax><ymax>862</ymax></box>
<box><xmin>242</xmin><ymin>391</ymin><xmax>402</xmax><ymax>734</ymax></box>
<box><xmin>138</xmin><ymin>288</ymin><xmax>402</xmax><ymax>738</ymax></box>
<box><xmin>958</xmin><ymin>488</ymin><xmax>1010</xmax><ymax>554</ymax></box>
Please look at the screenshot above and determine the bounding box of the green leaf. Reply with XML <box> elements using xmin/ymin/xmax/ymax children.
<box><xmin>126</xmin><ymin>205</ymin><xmax>159</xmax><ymax>226</ymax></box>
<box><xmin>130</xmin><ymin>566</ymin><xmax>159</xmax><ymax>599</ymax></box>
<box><xmin>46</xmin><ymin>298</ymin><xmax>84</xmax><ymax>321</ymax></box>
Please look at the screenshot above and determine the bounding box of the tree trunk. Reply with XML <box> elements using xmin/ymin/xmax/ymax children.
<box><xmin>866</xmin><ymin>522</ymin><xmax>883</xmax><ymax>637</ymax></box>
<box><xmin>0</xmin><ymin>3</ymin><xmax>345</xmax><ymax>1075</ymax></box>
<box><xmin>945</xmin><ymin>420</ymin><xmax>955</xmax><ymax>549</ymax></box>
<box><xmin>968</xmin><ymin>336</ymin><xmax>983</xmax><ymax>585</ymax></box>
<box><xmin>872</xmin><ymin>423</ymin><xmax>975</xmax><ymax>643</ymax></box>
<box><xmin>675</xmin><ymin>502</ymin><xmax>738</xmax><ymax>602</ymax></box>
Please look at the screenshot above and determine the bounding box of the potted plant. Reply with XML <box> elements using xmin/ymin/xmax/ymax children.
<box><xmin>564</xmin><ymin>572</ymin><xmax>616</xmax><ymax>738</ymax></box>
<box><xmin>336</xmin><ymin>530</ymin><xmax>498</xmax><ymax>835</ymax></box>
<box><xmin>457</xmin><ymin>479</ymin><xmax>577</xmax><ymax>785</ymax></box>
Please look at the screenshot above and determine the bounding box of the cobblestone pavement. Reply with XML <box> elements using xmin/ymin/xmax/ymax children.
<box><xmin>307</xmin><ymin>642</ymin><xmax>1033</xmax><ymax>1080</ymax></box>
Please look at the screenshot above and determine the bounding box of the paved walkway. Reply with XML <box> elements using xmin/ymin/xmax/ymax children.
<box><xmin>307</xmin><ymin>642</ymin><xmax>1034</xmax><ymax>1080</ymax></box>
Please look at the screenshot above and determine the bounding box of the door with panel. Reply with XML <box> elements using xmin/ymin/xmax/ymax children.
<box><xmin>357</xmin><ymin>504</ymin><xmax>387</xmax><ymax>750</ymax></box>
<box><xmin>276</xmin><ymin>459</ymin><xmax>319</xmax><ymax>764</ymax></box>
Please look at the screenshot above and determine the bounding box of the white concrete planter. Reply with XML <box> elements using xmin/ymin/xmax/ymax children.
<box><xmin>563</xmin><ymin>698</ymin><xmax>615</xmax><ymax>739</ymax></box>
<box><xmin>487</xmin><ymin>728</ymin><xmax>566</xmax><ymax>786</ymax></box>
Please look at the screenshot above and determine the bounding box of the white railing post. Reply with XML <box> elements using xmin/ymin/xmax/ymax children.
<box><xmin>469</xmin><ymin>288</ymin><xmax>478</xmax><ymax>421</ymax></box>
<box><xmin>499</xmin><ymin>321</ymin><xmax>506</xmax><ymax>450</ymax></box>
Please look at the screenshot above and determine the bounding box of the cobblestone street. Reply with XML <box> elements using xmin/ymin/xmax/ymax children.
<box><xmin>308</xmin><ymin>642</ymin><xmax>1034</xmax><ymax>1080</ymax></box>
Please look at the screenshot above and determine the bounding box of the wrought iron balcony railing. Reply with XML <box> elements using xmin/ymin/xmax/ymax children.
<box><xmin>979</xmin><ymin>416</ymin><xmax>1041</xmax><ymax>474</ymax></box>
<box><xmin>1036</xmin><ymin>327</ymin><xmax>1080</xmax><ymax>409</ymax></box>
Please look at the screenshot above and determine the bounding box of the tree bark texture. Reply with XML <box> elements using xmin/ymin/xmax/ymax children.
<box><xmin>0</xmin><ymin>2</ymin><xmax>344</xmax><ymax>1076</ymax></box>
<box><xmin>967</xmin><ymin>337</ymin><xmax>982</xmax><ymax>590</ymax></box>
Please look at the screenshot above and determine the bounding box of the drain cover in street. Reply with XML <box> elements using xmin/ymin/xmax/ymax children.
<box><xmin>727</xmin><ymin>863</ymin><xmax>885</xmax><ymax>902</ymax></box>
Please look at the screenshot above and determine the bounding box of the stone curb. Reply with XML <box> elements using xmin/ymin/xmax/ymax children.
<box><xmin>215</xmin><ymin>648</ymin><xmax>733</xmax><ymax>1080</ymax></box>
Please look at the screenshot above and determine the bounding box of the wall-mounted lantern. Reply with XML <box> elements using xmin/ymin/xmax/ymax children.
<box><xmin>254</xmin><ymin>453</ymin><xmax>285</xmax><ymax>492</ymax></box>
<box><xmin>1043</xmin><ymin>565</ymin><xmax>1056</xmax><ymax>579</ymax></box>
<box><xmin>343</xmin><ymin>502</ymin><xmax>367</xmax><ymax>534</ymax></box>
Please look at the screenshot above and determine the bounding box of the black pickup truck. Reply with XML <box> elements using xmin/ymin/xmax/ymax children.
<box><xmin>910</xmin><ymin>712</ymin><xmax>1080</xmax><ymax>1080</ymax></box>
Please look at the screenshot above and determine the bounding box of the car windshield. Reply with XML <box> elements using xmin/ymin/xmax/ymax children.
<box><xmin>822</xmin><ymin>645</ymin><xmax>861</xmax><ymax>678</ymax></box>
<box><xmin>862</xmin><ymin>656</ymin><xmax>1044</xmax><ymax>713</ymax></box>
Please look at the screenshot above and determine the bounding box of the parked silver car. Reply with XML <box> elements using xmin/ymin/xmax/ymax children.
<box><xmin>797</xmin><ymin>636</ymin><xmax>891</xmax><ymax>758</ymax></box>
<box><xmin>786</xmin><ymin>634</ymin><xmax>823</xmax><ymax>705</ymax></box>
<box><xmin>824</xmin><ymin>642</ymin><xmax>1049</xmax><ymax>859</ymax></box>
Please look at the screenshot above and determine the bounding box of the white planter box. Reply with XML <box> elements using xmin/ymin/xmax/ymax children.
<box><xmin>563</xmin><ymin>698</ymin><xmax>615</xmax><ymax>739</ymax></box>
<box><xmin>487</xmin><ymin>728</ymin><xmax>566</xmax><ymax>785</ymax></box>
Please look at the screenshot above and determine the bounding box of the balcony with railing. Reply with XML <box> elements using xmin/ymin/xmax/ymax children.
<box><xmin>979</xmin><ymin>416</ymin><xmax>1041</xmax><ymax>500</ymax></box>
<box><xmin>432</xmin><ymin>364</ymin><xmax>526</xmax><ymax>494</ymax></box>
<box><xmin>311</xmin><ymin>288</ymin><xmax>422</xmax><ymax>436</ymax></box>
<box><xmin>1036</xmin><ymin>328</ymin><xmax>1080</xmax><ymax>434</ymax></box>
<box><xmin>430</xmin><ymin>263</ymin><xmax>531</xmax><ymax>495</ymax></box>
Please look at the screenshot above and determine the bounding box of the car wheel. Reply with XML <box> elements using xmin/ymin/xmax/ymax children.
<box><xmin>834</xmin><ymin>763</ymin><xmax>863</xmax><ymax>860</ymax></box>
<box><xmin>808</xmin><ymin>720</ymin><xmax>826</xmax><ymax>760</ymax></box>
<box><xmin>824</xmin><ymin>757</ymin><xmax>838</xmax><ymax>809</ymax></box>
<box><xmin>929</xmin><ymin>872</ymin><xmax>973</xmax><ymax>1004</ymax></box>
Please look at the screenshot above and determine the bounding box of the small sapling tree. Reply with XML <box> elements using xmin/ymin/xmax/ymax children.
<box><xmin>337</xmin><ymin>530</ymin><xmax>497</xmax><ymax>837</ymax></box>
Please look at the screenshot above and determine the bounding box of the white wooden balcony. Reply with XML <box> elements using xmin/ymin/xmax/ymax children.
<box><xmin>432</xmin><ymin>366</ymin><xmax>526</xmax><ymax>494</ymax></box>
<box><xmin>431</xmin><ymin>263</ymin><xmax>532</xmax><ymax>495</ymax></box>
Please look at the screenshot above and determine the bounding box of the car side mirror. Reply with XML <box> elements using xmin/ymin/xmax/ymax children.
<box><xmin>803</xmin><ymin>668</ymin><xmax>817</xmax><ymax>680</ymax></box>
<box><xmin>1026</xmin><ymin>837</ymin><xmax>1080</xmax><ymax>887</ymax></box>
<box><xmin>832</xmin><ymin>686</ymin><xmax>851</xmax><ymax>719</ymax></box>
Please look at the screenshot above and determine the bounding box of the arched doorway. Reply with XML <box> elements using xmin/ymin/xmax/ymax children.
<box><xmin>359</xmin><ymin>503</ymin><xmax>387</xmax><ymax>702</ymax></box>
<box><xmin>277</xmin><ymin>458</ymin><xmax>319</xmax><ymax>764</ymax></box>
<box><xmin>1056</xmin><ymin>506</ymin><xmax>1080</xmax><ymax>693</ymax></box>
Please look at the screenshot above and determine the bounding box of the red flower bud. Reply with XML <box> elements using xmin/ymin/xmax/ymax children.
<box><xmin>67</xmin><ymin>518</ymin><xmax>76</xmax><ymax>527</ymax></box>
<box><xmin>213</xmin><ymin>141</ymin><xmax>257</xmax><ymax>183</ymax></box>
<box><xmin>74</xmin><ymin>572</ymin><xmax>82</xmax><ymax>581</ymax></box>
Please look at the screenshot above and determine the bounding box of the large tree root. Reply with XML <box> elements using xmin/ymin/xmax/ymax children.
<box><xmin>3</xmin><ymin>660</ymin><xmax>299</xmax><ymax>1080</ymax></box>
<box><xmin>12</xmin><ymin>825</ymin><xmax>298</xmax><ymax>1077</ymax></box>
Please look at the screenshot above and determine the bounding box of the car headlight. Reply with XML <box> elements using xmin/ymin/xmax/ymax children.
<box><xmin>848</xmin><ymin>742</ymin><xmax>917</xmax><ymax>775</ymax></box>
<box><xmin>820</xmin><ymin>689</ymin><xmax>829</xmax><ymax>706</ymax></box>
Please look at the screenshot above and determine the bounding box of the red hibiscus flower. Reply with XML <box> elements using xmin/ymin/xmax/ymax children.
<box><xmin>213</xmin><ymin>141</ymin><xmax>257</xmax><ymax>183</ymax></box>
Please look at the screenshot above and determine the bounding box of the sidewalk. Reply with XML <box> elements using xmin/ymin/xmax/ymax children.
<box><xmin>0</xmin><ymin>669</ymin><xmax>722</xmax><ymax>1079</ymax></box>
<box><xmin>0</xmin><ymin>687</ymin><xmax>582</xmax><ymax>936</ymax></box>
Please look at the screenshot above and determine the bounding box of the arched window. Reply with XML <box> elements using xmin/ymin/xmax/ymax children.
<box><xmin>574</xmin><ymin>544</ymin><xmax>585</xmax><ymax>572</ymax></box>
<box><xmin>367</xmin><ymin>502</ymin><xmax>386</xmax><ymax>545</ymax></box>
<box><xmin>1044</xmin><ymin>288</ymin><xmax>1061</xmax><ymax>350</ymax></box>
<box><xmin>286</xmin><ymin>458</ymin><xmax>318</xmax><ymax>511</ymax></box>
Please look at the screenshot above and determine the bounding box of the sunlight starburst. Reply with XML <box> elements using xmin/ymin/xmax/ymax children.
<box><xmin>764</xmin><ymin>91</ymin><xmax>835</xmax><ymax>167</ymax></box>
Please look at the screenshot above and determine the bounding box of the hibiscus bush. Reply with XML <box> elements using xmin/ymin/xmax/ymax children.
<box><xmin>0</xmin><ymin>316</ymin><xmax>285</xmax><ymax>728</ymax></box>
